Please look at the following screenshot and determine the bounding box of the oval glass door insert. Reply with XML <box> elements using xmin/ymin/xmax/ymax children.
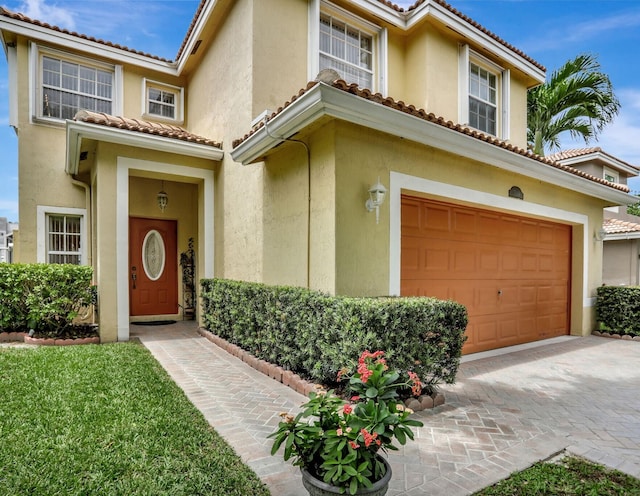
<box><xmin>142</xmin><ymin>229</ymin><xmax>166</xmax><ymax>281</ymax></box>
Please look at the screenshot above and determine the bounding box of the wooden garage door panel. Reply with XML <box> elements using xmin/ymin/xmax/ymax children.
<box><xmin>401</xmin><ymin>196</ymin><xmax>570</xmax><ymax>354</ymax></box>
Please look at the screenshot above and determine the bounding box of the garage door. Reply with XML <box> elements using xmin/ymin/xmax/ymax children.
<box><xmin>401</xmin><ymin>196</ymin><xmax>571</xmax><ymax>354</ymax></box>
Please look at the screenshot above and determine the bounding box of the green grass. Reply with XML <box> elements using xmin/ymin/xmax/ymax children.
<box><xmin>474</xmin><ymin>455</ymin><xmax>640</xmax><ymax>495</ymax></box>
<box><xmin>0</xmin><ymin>343</ymin><xmax>270</xmax><ymax>496</ymax></box>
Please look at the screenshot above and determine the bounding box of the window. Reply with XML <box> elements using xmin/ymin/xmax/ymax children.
<box><xmin>37</xmin><ymin>206</ymin><xmax>86</xmax><ymax>265</ymax></box>
<box><xmin>469</xmin><ymin>63</ymin><xmax>497</xmax><ymax>135</ymax></box>
<box><xmin>32</xmin><ymin>45</ymin><xmax>121</xmax><ymax>123</ymax></box>
<box><xmin>47</xmin><ymin>214</ymin><xmax>82</xmax><ymax>264</ymax></box>
<box><xmin>604</xmin><ymin>167</ymin><xmax>619</xmax><ymax>184</ymax></box>
<box><xmin>41</xmin><ymin>55</ymin><xmax>113</xmax><ymax>119</ymax></box>
<box><xmin>459</xmin><ymin>45</ymin><xmax>510</xmax><ymax>139</ymax></box>
<box><xmin>142</xmin><ymin>79</ymin><xmax>183</xmax><ymax>123</ymax></box>
<box><xmin>320</xmin><ymin>13</ymin><xmax>373</xmax><ymax>89</ymax></box>
<box><xmin>310</xmin><ymin>1</ymin><xmax>386</xmax><ymax>93</ymax></box>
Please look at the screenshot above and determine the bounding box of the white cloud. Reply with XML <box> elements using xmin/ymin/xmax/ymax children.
<box><xmin>560</xmin><ymin>88</ymin><xmax>640</xmax><ymax>168</ymax></box>
<box><xmin>565</xmin><ymin>11</ymin><xmax>640</xmax><ymax>44</ymax></box>
<box><xmin>17</xmin><ymin>0</ymin><xmax>76</xmax><ymax>30</ymax></box>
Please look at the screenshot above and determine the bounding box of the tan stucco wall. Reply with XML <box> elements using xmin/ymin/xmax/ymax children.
<box><xmin>262</xmin><ymin>122</ymin><xmax>337</xmax><ymax>293</ymax></box>
<box><xmin>603</xmin><ymin>239</ymin><xmax>640</xmax><ymax>286</ymax></box>
<box><xmin>260</xmin><ymin>119</ymin><xmax>608</xmax><ymax>336</ymax></box>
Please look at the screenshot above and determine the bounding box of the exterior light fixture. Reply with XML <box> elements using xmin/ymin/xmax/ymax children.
<box><xmin>157</xmin><ymin>181</ymin><xmax>168</xmax><ymax>212</ymax></box>
<box><xmin>365</xmin><ymin>177</ymin><xmax>387</xmax><ymax>224</ymax></box>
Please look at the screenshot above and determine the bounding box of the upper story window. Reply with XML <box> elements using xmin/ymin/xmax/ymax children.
<box><xmin>142</xmin><ymin>79</ymin><xmax>184</xmax><ymax>123</ymax></box>
<box><xmin>309</xmin><ymin>0</ymin><xmax>387</xmax><ymax>93</ymax></box>
<box><xmin>319</xmin><ymin>13</ymin><xmax>373</xmax><ymax>89</ymax></box>
<box><xmin>459</xmin><ymin>45</ymin><xmax>510</xmax><ymax>139</ymax></box>
<box><xmin>469</xmin><ymin>63</ymin><xmax>497</xmax><ymax>135</ymax></box>
<box><xmin>32</xmin><ymin>44</ymin><xmax>122</xmax><ymax>123</ymax></box>
<box><xmin>604</xmin><ymin>167</ymin><xmax>619</xmax><ymax>184</ymax></box>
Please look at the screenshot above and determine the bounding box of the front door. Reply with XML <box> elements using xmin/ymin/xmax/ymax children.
<box><xmin>129</xmin><ymin>217</ymin><xmax>178</xmax><ymax>316</ymax></box>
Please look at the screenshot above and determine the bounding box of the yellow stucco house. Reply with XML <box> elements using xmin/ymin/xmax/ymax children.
<box><xmin>1</xmin><ymin>0</ymin><xmax>636</xmax><ymax>353</ymax></box>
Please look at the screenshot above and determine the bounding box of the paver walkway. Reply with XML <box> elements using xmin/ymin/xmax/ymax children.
<box><xmin>133</xmin><ymin>322</ymin><xmax>640</xmax><ymax>495</ymax></box>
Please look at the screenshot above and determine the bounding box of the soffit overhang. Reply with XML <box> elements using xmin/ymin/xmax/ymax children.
<box><xmin>66</xmin><ymin>120</ymin><xmax>223</xmax><ymax>175</ymax></box>
<box><xmin>0</xmin><ymin>11</ymin><xmax>177</xmax><ymax>75</ymax></box>
<box><xmin>557</xmin><ymin>152</ymin><xmax>639</xmax><ymax>178</ymax></box>
<box><xmin>231</xmin><ymin>82</ymin><xmax>636</xmax><ymax>206</ymax></box>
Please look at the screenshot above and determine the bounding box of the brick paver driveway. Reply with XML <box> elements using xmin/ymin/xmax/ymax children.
<box><xmin>135</xmin><ymin>324</ymin><xmax>640</xmax><ymax>496</ymax></box>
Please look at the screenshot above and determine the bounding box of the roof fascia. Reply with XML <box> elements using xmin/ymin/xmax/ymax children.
<box><xmin>605</xmin><ymin>232</ymin><xmax>640</xmax><ymax>241</ymax></box>
<box><xmin>232</xmin><ymin>83</ymin><xmax>634</xmax><ymax>205</ymax></box>
<box><xmin>66</xmin><ymin>120</ymin><xmax>223</xmax><ymax>175</ymax></box>
<box><xmin>0</xmin><ymin>16</ymin><xmax>177</xmax><ymax>75</ymax></box>
<box><xmin>558</xmin><ymin>152</ymin><xmax>639</xmax><ymax>177</ymax></box>
<box><xmin>175</xmin><ymin>0</ymin><xmax>220</xmax><ymax>74</ymax></box>
<box><xmin>408</xmin><ymin>1</ymin><xmax>545</xmax><ymax>84</ymax></box>
<box><xmin>345</xmin><ymin>0</ymin><xmax>406</xmax><ymax>27</ymax></box>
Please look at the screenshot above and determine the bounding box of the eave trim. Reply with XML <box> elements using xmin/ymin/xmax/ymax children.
<box><xmin>66</xmin><ymin>120</ymin><xmax>223</xmax><ymax>174</ymax></box>
<box><xmin>231</xmin><ymin>83</ymin><xmax>635</xmax><ymax>205</ymax></box>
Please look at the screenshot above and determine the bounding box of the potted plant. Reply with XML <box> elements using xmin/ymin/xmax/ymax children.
<box><xmin>269</xmin><ymin>350</ymin><xmax>424</xmax><ymax>495</ymax></box>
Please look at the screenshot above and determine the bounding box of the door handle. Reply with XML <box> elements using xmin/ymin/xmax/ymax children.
<box><xmin>131</xmin><ymin>266</ymin><xmax>137</xmax><ymax>289</ymax></box>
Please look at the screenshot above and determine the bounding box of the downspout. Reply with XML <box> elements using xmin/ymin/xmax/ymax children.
<box><xmin>263</xmin><ymin>117</ymin><xmax>312</xmax><ymax>288</ymax></box>
<box><xmin>70</xmin><ymin>178</ymin><xmax>92</xmax><ymax>266</ymax></box>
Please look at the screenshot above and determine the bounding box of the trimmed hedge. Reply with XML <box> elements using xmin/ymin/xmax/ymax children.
<box><xmin>201</xmin><ymin>278</ymin><xmax>467</xmax><ymax>390</ymax></box>
<box><xmin>0</xmin><ymin>263</ymin><xmax>94</xmax><ymax>336</ymax></box>
<box><xmin>596</xmin><ymin>286</ymin><xmax>640</xmax><ymax>337</ymax></box>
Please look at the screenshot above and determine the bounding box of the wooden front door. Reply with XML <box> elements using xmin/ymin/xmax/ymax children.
<box><xmin>129</xmin><ymin>217</ymin><xmax>178</xmax><ymax>316</ymax></box>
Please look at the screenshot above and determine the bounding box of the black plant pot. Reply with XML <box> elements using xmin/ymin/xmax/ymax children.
<box><xmin>300</xmin><ymin>455</ymin><xmax>391</xmax><ymax>496</ymax></box>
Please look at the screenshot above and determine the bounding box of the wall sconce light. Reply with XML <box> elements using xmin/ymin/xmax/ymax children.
<box><xmin>157</xmin><ymin>181</ymin><xmax>168</xmax><ymax>212</ymax></box>
<box><xmin>365</xmin><ymin>177</ymin><xmax>387</xmax><ymax>224</ymax></box>
<box><xmin>594</xmin><ymin>227</ymin><xmax>606</xmax><ymax>242</ymax></box>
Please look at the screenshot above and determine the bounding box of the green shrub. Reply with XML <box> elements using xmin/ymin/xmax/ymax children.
<box><xmin>596</xmin><ymin>286</ymin><xmax>640</xmax><ymax>336</ymax></box>
<box><xmin>0</xmin><ymin>263</ymin><xmax>94</xmax><ymax>336</ymax></box>
<box><xmin>201</xmin><ymin>278</ymin><xmax>467</xmax><ymax>390</ymax></box>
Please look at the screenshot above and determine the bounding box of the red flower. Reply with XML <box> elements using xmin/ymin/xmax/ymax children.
<box><xmin>408</xmin><ymin>371</ymin><xmax>422</xmax><ymax>397</ymax></box>
<box><xmin>350</xmin><ymin>395</ymin><xmax>360</xmax><ymax>402</ymax></box>
<box><xmin>349</xmin><ymin>441</ymin><xmax>360</xmax><ymax>450</ymax></box>
<box><xmin>360</xmin><ymin>428</ymin><xmax>380</xmax><ymax>448</ymax></box>
<box><xmin>343</xmin><ymin>404</ymin><xmax>353</xmax><ymax>415</ymax></box>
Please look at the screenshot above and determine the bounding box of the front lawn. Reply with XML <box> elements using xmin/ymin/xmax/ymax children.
<box><xmin>0</xmin><ymin>343</ymin><xmax>270</xmax><ymax>496</ymax></box>
<box><xmin>474</xmin><ymin>455</ymin><xmax>640</xmax><ymax>495</ymax></box>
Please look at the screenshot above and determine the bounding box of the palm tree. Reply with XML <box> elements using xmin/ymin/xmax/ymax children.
<box><xmin>527</xmin><ymin>53</ymin><xmax>620</xmax><ymax>156</ymax></box>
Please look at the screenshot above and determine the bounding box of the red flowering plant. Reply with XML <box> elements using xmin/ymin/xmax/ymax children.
<box><xmin>269</xmin><ymin>350</ymin><xmax>424</xmax><ymax>495</ymax></box>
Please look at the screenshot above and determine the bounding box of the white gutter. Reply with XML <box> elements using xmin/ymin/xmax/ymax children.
<box><xmin>66</xmin><ymin>120</ymin><xmax>223</xmax><ymax>174</ymax></box>
<box><xmin>231</xmin><ymin>82</ymin><xmax>635</xmax><ymax>205</ymax></box>
<box><xmin>605</xmin><ymin>233</ymin><xmax>640</xmax><ymax>241</ymax></box>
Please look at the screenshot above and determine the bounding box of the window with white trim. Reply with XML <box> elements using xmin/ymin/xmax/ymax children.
<box><xmin>47</xmin><ymin>214</ymin><xmax>82</xmax><ymax>264</ymax></box>
<box><xmin>604</xmin><ymin>167</ymin><xmax>619</xmax><ymax>184</ymax></box>
<box><xmin>310</xmin><ymin>1</ymin><xmax>386</xmax><ymax>92</ymax></box>
<box><xmin>37</xmin><ymin>206</ymin><xmax>87</xmax><ymax>265</ymax></box>
<box><xmin>40</xmin><ymin>53</ymin><xmax>113</xmax><ymax>120</ymax></box>
<box><xmin>142</xmin><ymin>79</ymin><xmax>183</xmax><ymax>123</ymax></box>
<box><xmin>459</xmin><ymin>45</ymin><xmax>510</xmax><ymax>139</ymax></box>
<box><xmin>320</xmin><ymin>13</ymin><xmax>373</xmax><ymax>89</ymax></box>
<box><xmin>469</xmin><ymin>63</ymin><xmax>497</xmax><ymax>135</ymax></box>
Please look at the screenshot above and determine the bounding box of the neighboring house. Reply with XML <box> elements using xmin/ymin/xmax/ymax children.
<box><xmin>1</xmin><ymin>0</ymin><xmax>637</xmax><ymax>353</ymax></box>
<box><xmin>0</xmin><ymin>217</ymin><xmax>16</xmax><ymax>263</ymax></box>
<box><xmin>549</xmin><ymin>148</ymin><xmax>640</xmax><ymax>286</ymax></box>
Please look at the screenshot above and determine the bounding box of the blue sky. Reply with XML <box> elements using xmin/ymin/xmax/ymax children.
<box><xmin>1</xmin><ymin>0</ymin><xmax>639</xmax><ymax>221</ymax></box>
